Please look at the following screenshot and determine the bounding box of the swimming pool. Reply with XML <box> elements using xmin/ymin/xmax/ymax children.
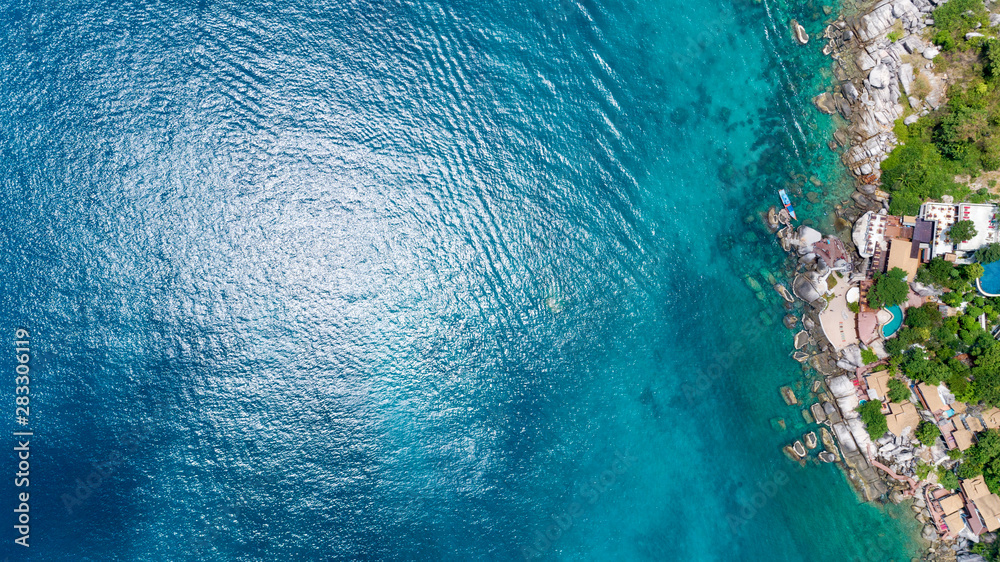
<box><xmin>882</xmin><ymin>305</ymin><xmax>903</xmax><ymax>338</ymax></box>
<box><xmin>980</xmin><ymin>261</ymin><xmax>1000</xmax><ymax>296</ymax></box>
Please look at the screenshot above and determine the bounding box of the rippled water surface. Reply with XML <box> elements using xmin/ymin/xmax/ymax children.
<box><xmin>0</xmin><ymin>0</ymin><xmax>922</xmax><ymax>560</ymax></box>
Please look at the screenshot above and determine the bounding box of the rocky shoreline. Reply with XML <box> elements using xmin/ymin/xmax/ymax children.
<box><xmin>774</xmin><ymin>0</ymin><xmax>998</xmax><ymax>560</ymax></box>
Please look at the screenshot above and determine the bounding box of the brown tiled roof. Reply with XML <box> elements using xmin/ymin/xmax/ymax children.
<box><xmin>941</xmin><ymin>493</ymin><xmax>965</xmax><ymax>515</ymax></box>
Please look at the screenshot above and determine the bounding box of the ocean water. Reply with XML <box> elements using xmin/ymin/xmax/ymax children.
<box><xmin>0</xmin><ymin>0</ymin><xmax>924</xmax><ymax>560</ymax></box>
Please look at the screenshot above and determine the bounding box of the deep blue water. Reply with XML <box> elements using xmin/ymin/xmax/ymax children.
<box><xmin>0</xmin><ymin>0</ymin><xmax>923</xmax><ymax>560</ymax></box>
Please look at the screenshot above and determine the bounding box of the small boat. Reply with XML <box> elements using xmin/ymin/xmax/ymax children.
<box><xmin>779</xmin><ymin>189</ymin><xmax>798</xmax><ymax>221</ymax></box>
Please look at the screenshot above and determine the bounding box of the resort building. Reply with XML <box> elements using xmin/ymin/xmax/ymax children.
<box><xmin>853</xmin><ymin>210</ymin><xmax>930</xmax><ymax>281</ymax></box>
<box><xmin>885</xmin><ymin>237</ymin><xmax>921</xmax><ymax>281</ymax></box>
<box><xmin>966</xmin><ymin>415</ymin><xmax>985</xmax><ymax>434</ymax></box>
<box><xmin>885</xmin><ymin>400</ymin><xmax>920</xmax><ymax>438</ymax></box>
<box><xmin>813</xmin><ymin>237</ymin><xmax>850</xmax><ymax>271</ymax></box>
<box><xmin>917</xmin><ymin>383</ymin><xmax>949</xmax><ymax>419</ymax></box>
<box><xmin>855</xmin><ymin>211</ymin><xmax>890</xmax><ymax>259</ymax></box>
<box><xmin>941</xmin><ymin>417</ymin><xmax>976</xmax><ymax>451</ymax></box>
<box><xmin>983</xmin><ymin>408</ymin><xmax>1000</xmax><ymax>430</ymax></box>
<box><xmin>865</xmin><ymin>371</ymin><xmax>891</xmax><ymax>402</ymax></box>
<box><xmin>962</xmin><ymin>476</ymin><xmax>1000</xmax><ymax>534</ymax></box>
<box><xmin>953</xmin><ymin>427</ymin><xmax>975</xmax><ymax>451</ymax></box>
<box><xmin>918</xmin><ymin>202</ymin><xmax>999</xmax><ymax>261</ymax></box>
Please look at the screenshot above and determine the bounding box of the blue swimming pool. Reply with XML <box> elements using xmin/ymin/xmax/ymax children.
<box><xmin>981</xmin><ymin>261</ymin><xmax>1000</xmax><ymax>296</ymax></box>
<box><xmin>882</xmin><ymin>305</ymin><xmax>904</xmax><ymax>338</ymax></box>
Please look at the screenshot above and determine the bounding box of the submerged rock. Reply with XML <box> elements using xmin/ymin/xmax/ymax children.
<box><xmin>784</xmin><ymin>314</ymin><xmax>798</xmax><ymax>329</ymax></box>
<box><xmin>781</xmin><ymin>386</ymin><xmax>798</xmax><ymax>405</ymax></box>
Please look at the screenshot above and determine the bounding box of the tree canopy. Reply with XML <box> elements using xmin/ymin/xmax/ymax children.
<box><xmin>858</xmin><ymin>400</ymin><xmax>889</xmax><ymax>439</ymax></box>
<box><xmin>949</xmin><ymin>220</ymin><xmax>978</xmax><ymax>243</ymax></box>
<box><xmin>915</xmin><ymin>420</ymin><xmax>941</xmax><ymax>444</ymax></box>
<box><xmin>887</xmin><ymin>378</ymin><xmax>911</xmax><ymax>402</ymax></box>
<box><xmin>977</xmin><ymin>243</ymin><xmax>1000</xmax><ymax>264</ymax></box>
<box><xmin>967</xmin><ymin>262</ymin><xmax>986</xmax><ymax>280</ymax></box>
<box><xmin>869</xmin><ymin>267</ymin><xmax>910</xmax><ymax>309</ymax></box>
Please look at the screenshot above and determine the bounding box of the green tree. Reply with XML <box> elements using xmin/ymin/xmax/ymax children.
<box><xmin>977</xmin><ymin>243</ymin><xmax>1000</xmax><ymax>264</ymax></box>
<box><xmin>942</xmin><ymin>291</ymin><xmax>965</xmax><ymax>307</ymax></box>
<box><xmin>949</xmin><ymin>220</ymin><xmax>979</xmax><ymax>244</ymax></box>
<box><xmin>887</xmin><ymin>378</ymin><xmax>910</xmax><ymax>402</ymax></box>
<box><xmin>869</xmin><ymin>267</ymin><xmax>910</xmax><ymax>309</ymax></box>
<box><xmin>861</xmin><ymin>348</ymin><xmax>879</xmax><ymax>365</ymax></box>
<box><xmin>858</xmin><ymin>400</ymin><xmax>889</xmax><ymax>439</ymax></box>
<box><xmin>939</xmin><ymin>467</ymin><xmax>960</xmax><ymax>490</ymax></box>
<box><xmin>932</xmin><ymin>0</ymin><xmax>989</xmax><ymax>47</ymax></box>
<box><xmin>881</xmin><ymin>141</ymin><xmax>957</xmax><ymax>215</ymax></box>
<box><xmin>917</xmin><ymin>258</ymin><xmax>962</xmax><ymax>289</ymax></box>
<box><xmin>967</xmin><ymin>262</ymin><xmax>986</xmax><ymax>280</ymax></box>
<box><xmin>973</xmin><ymin>343</ymin><xmax>1000</xmax><ymax>406</ymax></box>
<box><xmin>915</xmin><ymin>420</ymin><xmax>942</xmax><ymax>445</ymax></box>
<box><xmin>905</xmin><ymin>302</ymin><xmax>943</xmax><ymax>329</ymax></box>
<box><xmin>986</xmin><ymin>39</ymin><xmax>1000</xmax><ymax>81</ymax></box>
<box><xmin>959</xmin><ymin>460</ymin><xmax>984</xmax><ymax>479</ymax></box>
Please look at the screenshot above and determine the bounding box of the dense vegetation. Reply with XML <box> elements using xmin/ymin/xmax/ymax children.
<box><xmin>957</xmin><ymin>430</ymin><xmax>1000</xmax><ymax>490</ymax></box>
<box><xmin>939</xmin><ymin>466</ymin><xmax>960</xmax><ymax>489</ymax></box>
<box><xmin>868</xmin><ymin>267</ymin><xmax>910</xmax><ymax>308</ymax></box>
<box><xmin>881</xmin><ymin>5</ymin><xmax>1000</xmax><ymax>215</ymax></box>
<box><xmin>861</xmin><ymin>347</ymin><xmax>879</xmax><ymax>365</ymax></box>
<box><xmin>887</xmin><ymin>378</ymin><xmax>911</xmax><ymax>402</ymax></box>
<box><xmin>931</xmin><ymin>0</ymin><xmax>990</xmax><ymax>51</ymax></box>
<box><xmin>858</xmin><ymin>400</ymin><xmax>888</xmax><ymax>439</ymax></box>
<box><xmin>978</xmin><ymin>243</ymin><xmax>1000</xmax><ymax>264</ymax></box>
<box><xmin>883</xmin><ymin>259</ymin><xmax>1000</xmax><ymax>406</ymax></box>
<box><xmin>916</xmin><ymin>420</ymin><xmax>942</xmax><ymax>445</ymax></box>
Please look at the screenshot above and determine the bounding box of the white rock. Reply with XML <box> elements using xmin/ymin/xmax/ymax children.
<box><xmin>923</xmin><ymin>46</ymin><xmax>939</xmax><ymax>59</ymax></box>
<box><xmin>899</xmin><ymin>63</ymin><xmax>915</xmax><ymax>95</ymax></box>
<box><xmin>902</xmin><ymin>36</ymin><xmax>925</xmax><ymax>54</ymax></box>
<box><xmin>799</xmin><ymin>226</ymin><xmax>823</xmax><ymax>247</ymax></box>
<box><xmin>857</xmin><ymin>50</ymin><xmax>878</xmax><ymax>71</ymax></box>
<box><xmin>966</xmin><ymin>32</ymin><xmax>986</xmax><ymax>40</ymax></box>
<box><xmin>869</xmin><ymin>63</ymin><xmax>892</xmax><ymax>89</ymax></box>
<box><xmin>843</xmin><ymin>81</ymin><xmax>860</xmax><ymax>102</ymax></box>
<box><xmin>841</xmin><ymin>344</ymin><xmax>865</xmax><ymax>368</ymax></box>
<box><xmin>904</xmin><ymin>114</ymin><xmax>919</xmax><ymax>125</ymax></box>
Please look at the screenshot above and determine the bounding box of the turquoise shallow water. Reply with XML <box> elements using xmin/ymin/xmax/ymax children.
<box><xmin>0</xmin><ymin>0</ymin><xmax>923</xmax><ymax>560</ymax></box>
